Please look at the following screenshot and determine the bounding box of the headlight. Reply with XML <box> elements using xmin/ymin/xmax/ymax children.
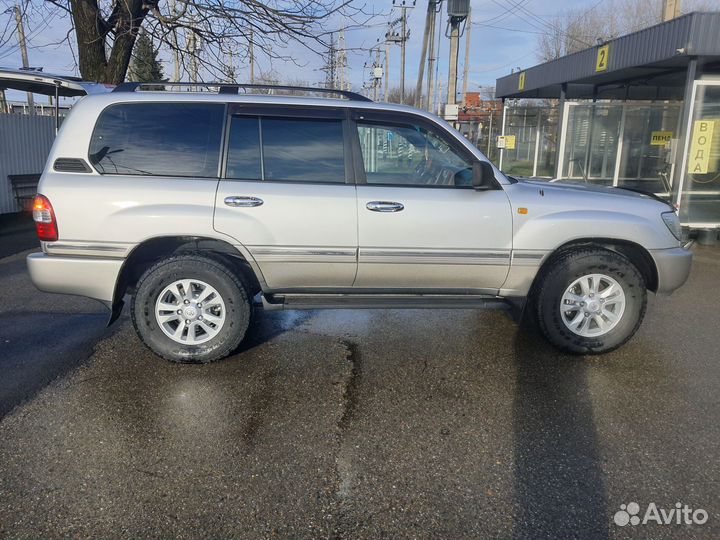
<box><xmin>662</xmin><ymin>211</ymin><xmax>682</xmax><ymax>241</ymax></box>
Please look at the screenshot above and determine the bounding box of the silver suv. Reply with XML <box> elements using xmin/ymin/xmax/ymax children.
<box><xmin>27</xmin><ymin>83</ymin><xmax>692</xmax><ymax>362</ymax></box>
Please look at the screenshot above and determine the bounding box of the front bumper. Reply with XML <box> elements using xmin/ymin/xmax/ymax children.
<box><xmin>650</xmin><ymin>245</ymin><xmax>693</xmax><ymax>293</ymax></box>
<box><xmin>26</xmin><ymin>253</ymin><xmax>123</xmax><ymax>304</ymax></box>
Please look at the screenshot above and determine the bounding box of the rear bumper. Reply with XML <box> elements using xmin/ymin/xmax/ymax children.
<box><xmin>650</xmin><ymin>246</ymin><xmax>693</xmax><ymax>293</ymax></box>
<box><xmin>26</xmin><ymin>252</ymin><xmax>123</xmax><ymax>303</ymax></box>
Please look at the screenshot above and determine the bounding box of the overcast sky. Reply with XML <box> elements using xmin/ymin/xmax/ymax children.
<box><xmin>0</xmin><ymin>0</ymin><xmax>603</xmax><ymax>100</ymax></box>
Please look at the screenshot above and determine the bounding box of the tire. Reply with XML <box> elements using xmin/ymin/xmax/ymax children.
<box><xmin>535</xmin><ymin>248</ymin><xmax>647</xmax><ymax>355</ymax></box>
<box><xmin>131</xmin><ymin>254</ymin><xmax>251</xmax><ymax>363</ymax></box>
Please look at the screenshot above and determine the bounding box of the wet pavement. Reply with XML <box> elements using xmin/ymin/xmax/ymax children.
<box><xmin>0</xmin><ymin>246</ymin><xmax>718</xmax><ymax>539</ymax></box>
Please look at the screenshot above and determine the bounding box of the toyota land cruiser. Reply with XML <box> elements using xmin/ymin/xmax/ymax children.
<box><xmin>27</xmin><ymin>83</ymin><xmax>693</xmax><ymax>362</ymax></box>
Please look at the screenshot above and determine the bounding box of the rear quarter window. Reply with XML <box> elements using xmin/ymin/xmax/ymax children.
<box><xmin>89</xmin><ymin>102</ymin><xmax>224</xmax><ymax>177</ymax></box>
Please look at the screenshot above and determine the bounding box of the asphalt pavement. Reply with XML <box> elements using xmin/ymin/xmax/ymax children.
<box><xmin>0</xmin><ymin>213</ymin><xmax>38</xmax><ymax>260</ymax></box>
<box><xmin>0</xmin><ymin>244</ymin><xmax>718</xmax><ymax>539</ymax></box>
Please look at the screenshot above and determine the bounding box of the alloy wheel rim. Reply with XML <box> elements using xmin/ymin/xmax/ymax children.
<box><xmin>560</xmin><ymin>273</ymin><xmax>626</xmax><ymax>337</ymax></box>
<box><xmin>155</xmin><ymin>279</ymin><xmax>226</xmax><ymax>345</ymax></box>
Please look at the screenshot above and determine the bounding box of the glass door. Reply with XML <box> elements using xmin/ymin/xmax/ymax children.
<box><xmin>678</xmin><ymin>81</ymin><xmax>720</xmax><ymax>227</ymax></box>
<box><xmin>560</xmin><ymin>104</ymin><xmax>622</xmax><ymax>186</ymax></box>
<box><xmin>616</xmin><ymin>104</ymin><xmax>680</xmax><ymax>196</ymax></box>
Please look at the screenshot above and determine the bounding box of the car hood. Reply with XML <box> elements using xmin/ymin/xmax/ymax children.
<box><xmin>519</xmin><ymin>178</ymin><xmax>639</xmax><ymax>197</ymax></box>
<box><xmin>516</xmin><ymin>178</ymin><xmax>673</xmax><ymax>206</ymax></box>
<box><xmin>502</xmin><ymin>178</ymin><xmax>675</xmax><ymax>220</ymax></box>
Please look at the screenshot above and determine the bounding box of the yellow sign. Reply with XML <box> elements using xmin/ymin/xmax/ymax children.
<box><xmin>687</xmin><ymin>120</ymin><xmax>716</xmax><ymax>174</ymax></box>
<box><xmin>650</xmin><ymin>130</ymin><xmax>673</xmax><ymax>146</ymax></box>
<box><xmin>596</xmin><ymin>44</ymin><xmax>609</xmax><ymax>72</ymax></box>
<box><xmin>497</xmin><ymin>135</ymin><xmax>516</xmax><ymax>150</ymax></box>
<box><xmin>518</xmin><ymin>72</ymin><xmax>526</xmax><ymax>91</ymax></box>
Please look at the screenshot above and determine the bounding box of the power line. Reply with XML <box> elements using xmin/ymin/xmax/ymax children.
<box><xmin>0</xmin><ymin>9</ymin><xmax>58</xmax><ymax>61</ymax></box>
<box><xmin>484</xmin><ymin>0</ymin><xmax>606</xmax><ymax>49</ymax></box>
<box><xmin>468</xmin><ymin>50</ymin><xmax>537</xmax><ymax>74</ymax></box>
<box><xmin>473</xmin><ymin>0</ymin><xmax>531</xmax><ymax>26</ymax></box>
<box><xmin>472</xmin><ymin>22</ymin><xmax>546</xmax><ymax>35</ymax></box>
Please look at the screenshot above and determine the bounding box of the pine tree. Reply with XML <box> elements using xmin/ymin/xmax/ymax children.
<box><xmin>129</xmin><ymin>31</ymin><xmax>164</xmax><ymax>83</ymax></box>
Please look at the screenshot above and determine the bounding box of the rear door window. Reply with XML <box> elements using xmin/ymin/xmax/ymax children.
<box><xmin>225</xmin><ymin>115</ymin><xmax>346</xmax><ymax>183</ymax></box>
<box><xmin>89</xmin><ymin>102</ymin><xmax>224</xmax><ymax>177</ymax></box>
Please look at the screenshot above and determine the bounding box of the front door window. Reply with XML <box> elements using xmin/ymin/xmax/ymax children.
<box><xmin>357</xmin><ymin>121</ymin><xmax>474</xmax><ymax>187</ymax></box>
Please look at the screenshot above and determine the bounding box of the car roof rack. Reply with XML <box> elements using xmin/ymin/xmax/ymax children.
<box><xmin>112</xmin><ymin>81</ymin><xmax>372</xmax><ymax>102</ymax></box>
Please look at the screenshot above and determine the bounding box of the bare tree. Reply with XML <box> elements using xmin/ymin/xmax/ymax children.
<box><xmin>27</xmin><ymin>0</ymin><xmax>373</xmax><ymax>84</ymax></box>
<box><xmin>386</xmin><ymin>86</ymin><xmax>416</xmax><ymax>105</ymax></box>
<box><xmin>478</xmin><ymin>86</ymin><xmax>496</xmax><ymax>101</ymax></box>
<box><xmin>537</xmin><ymin>0</ymin><xmax>714</xmax><ymax>62</ymax></box>
<box><xmin>537</xmin><ymin>8</ymin><xmax>615</xmax><ymax>62</ymax></box>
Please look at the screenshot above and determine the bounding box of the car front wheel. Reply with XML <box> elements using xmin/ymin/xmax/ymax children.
<box><xmin>131</xmin><ymin>254</ymin><xmax>251</xmax><ymax>363</ymax></box>
<box><xmin>535</xmin><ymin>248</ymin><xmax>647</xmax><ymax>354</ymax></box>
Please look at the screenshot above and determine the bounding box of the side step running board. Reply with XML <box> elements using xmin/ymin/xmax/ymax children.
<box><xmin>260</xmin><ymin>293</ymin><xmax>509</xmax><ymax>311</ymax></box>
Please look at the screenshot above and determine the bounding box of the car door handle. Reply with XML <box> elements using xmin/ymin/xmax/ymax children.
<box><xmin>224</xmin><ymin>196</ymin><xmax>264</xmax><ymax>208</ymax></box>
<box><xmin>366</xmin><ymin>201</ymin><xmax>404</xmax><ymax>212</ymax></box>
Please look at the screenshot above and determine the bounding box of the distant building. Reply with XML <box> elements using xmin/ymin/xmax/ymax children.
<box><xmin>458</xmin><ymin>93</ymin><xmax>503</xmax><ymax>162</ymax></box>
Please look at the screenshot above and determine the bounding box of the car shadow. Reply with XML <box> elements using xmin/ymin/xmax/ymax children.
<box><xmin>0</xmin><ymin>311</ymin><xmax>108</xmax><ymax>419</ymax></box>
<box><xmin>511</xmin><ymin>323</ymin><xmax>610</xmax><ymax>540</ymax></box>
<box><xmin>231</xmin><ymin>307</ymin><xmax>315</xmax><ymax>355</ymax></box>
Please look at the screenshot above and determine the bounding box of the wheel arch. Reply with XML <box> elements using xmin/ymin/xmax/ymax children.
<box><xmin>111</xmin><ymin>236</ymin><xmax>264</xmax><ymax>323</ymax></box>
<box><xmin>532</xmin><ymin>238</ymin><xmax>659</xmax><ymax>296</ymax></box>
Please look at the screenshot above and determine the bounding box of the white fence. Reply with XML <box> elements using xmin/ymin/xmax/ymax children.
<box><xmin>0</xmin><ymin>114</ymin><xmax>56</xmax><ymax>214</ymax></box>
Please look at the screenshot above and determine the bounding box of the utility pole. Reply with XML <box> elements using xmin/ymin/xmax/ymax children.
<box><xmin>415</xmin><ymin>1</ymin><xmax>440</xmax><ymax>108</ymax></box>
<box><xmin>427</xmin><ymin>4</ymin><xmax>441</xmax><ymax>113</ymax></box>
<box><xmin>13</xmin><ymin>5</ymin><xmax>34</xmax><ymax>113</ymax></box>
<box><xmin>384</xmin><ymin>44</ymin><xmax>390</xmax><ymax>101</ymax></box>
<box><xmin>461</xmin><ymin>8</ymin><xmax>471</xmax><ymax>106</ymax></box>
<box><xmin>226</xmin><ymin>48</ymin><xmax>236</xmax><ymax>83</ymax></box>
<box><xmin>487</xmin><ymin>108</ymin><xmax>494</xmax><ymax>155</ymax></box>
<box><xmin>437</xmin><ymin>78</ymin><xmax>443</xmax><ymax>115</ymax></box>
<box><xmin>249</xmin><ymin>29</ymin><xmax>255</xmax><ymax>83</ymax></box>
<box><xmin>337</xmin><ymin>27</ymin><xmax>349</xmax><ymax>91</ymax></box>
<box><xmin>375</xmin><ymin>49</ymin><xmax>380</xmax><ymax>101</ymax></box>
<box><xmin>370</xmin><ymin>48</ymin><xmax>383</xmax><ymax>101</ymax></box>
<box><xmin>662</xmin><ymin>0</ymin><xmax>681</xmax><ymax>21</ymax></box>
<box><xmin>187</xmin><ymin>30</ymin><xmax>199</xmax><ymax>83</ymax></box>
<box><xmin>324</xmin><ymin>33</ymin><xmax>337</xmax><ymax>89</ymax></box>
<box><xmin>445</xmin><ymin>0</ymin><xmax>469</xmax><ymax>124</ymax></box>
<box><xmin>388</xmin><ymin>1</ymin><xmax>415</xmax><ymax>103</ymax></box>
<box><xmin>447</xmin><ymin>25</ymin><xmax>459</xmax><ymax>104</ymax></box>
<box><xmin>169</xmin><ymin>0</ymin><xmax>181</xmax><ymax>81</ymax></box>
<box><xmin>186</xmin><ymin>13</ymin><xmax>201</xmax><ymax>84</ymax></box>
<box><xmin>400</xmin><ymin>4</ymin><xmax>408</xmax><ymax>102</ymax></box>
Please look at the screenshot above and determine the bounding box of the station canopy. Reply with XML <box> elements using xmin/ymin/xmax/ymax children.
<box><xmin>496</xmin><ymin>11</ymin><xmax>720</xmax><ymax>101</ymax></box>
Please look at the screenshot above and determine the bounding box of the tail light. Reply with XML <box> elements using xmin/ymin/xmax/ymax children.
<box><xmin>32</xmin><ymin>194</ymin><xmax>59</xmax><ymax>242</ymax></box>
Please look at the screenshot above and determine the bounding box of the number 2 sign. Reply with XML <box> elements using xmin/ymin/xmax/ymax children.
<box><xmin>596</xmin><ymin>44</ymin><xmax>609</xmax><ymax>72</ymax></box>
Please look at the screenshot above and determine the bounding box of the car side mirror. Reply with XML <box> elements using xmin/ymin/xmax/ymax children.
<box><xmin>472</xmin><ymin>161</ymin><xmax>496</xmax><ymax>190</ymax></box>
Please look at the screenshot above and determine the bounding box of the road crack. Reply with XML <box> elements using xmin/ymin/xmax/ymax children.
<box><xmin>337</xmin><ymin>339</ymin><xmax>362</xmax><ymax>433</ymax></box>
<box><xmin>328</xmin><ymin>338</ymin><xmax>364</xmax><ymax>539</ymax></box>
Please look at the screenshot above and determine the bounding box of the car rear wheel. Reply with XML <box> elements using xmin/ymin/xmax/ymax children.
<box><xmin>535</xmin><ymin>248</ymin><xmax>647</xmax><ymax>354</ymax></box>
<box><xmin>131</xmin><ymin>254</ymin><xmax>251</xmax><ymax>363</ymax></box>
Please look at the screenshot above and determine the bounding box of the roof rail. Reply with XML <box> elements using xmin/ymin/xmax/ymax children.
<box><xmin>112</xmin><ymin>81</ymin><xmax>372</xmax><ymax>102</ymax></box>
